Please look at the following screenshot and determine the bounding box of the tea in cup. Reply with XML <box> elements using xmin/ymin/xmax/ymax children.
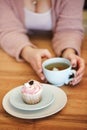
<box><xmin>42</xmin><ymin>57</ymin><xmax>76</xmax><ymax>87</ymax></box>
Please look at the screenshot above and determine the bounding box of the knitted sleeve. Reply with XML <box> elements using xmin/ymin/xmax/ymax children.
<box><xmin>52</xmin><ymin>0</ymin><xmax>84</xmax><ymax>56</ymax></box>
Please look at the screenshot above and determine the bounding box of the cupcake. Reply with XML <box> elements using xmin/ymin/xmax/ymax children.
<box><xmin>21</xmin><ymin>80</ymin><xmax>43</xmax><ymax>104</ymax></box>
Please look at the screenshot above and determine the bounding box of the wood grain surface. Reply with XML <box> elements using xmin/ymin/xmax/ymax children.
<box><xmin>0</xmin><ymin>34</ymin><xmax>87</xmax><ymax>130</ymax></box>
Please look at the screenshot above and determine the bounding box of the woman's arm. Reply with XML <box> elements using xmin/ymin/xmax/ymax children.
<box><xmin>52</xmin><ymin>0</ymin><xmax>85</xmax><ymax>85</ymax></box>
<box><xmin>0</xmin><ymin>0</ymin><xmax>35</xmax><ymax>61</ymax></box>
<box><xmin>52</xmin><ymin>0</ymin><xmax>84</xmax><ymax>56</ymax></box>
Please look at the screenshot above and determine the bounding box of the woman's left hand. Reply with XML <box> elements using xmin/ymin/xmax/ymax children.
<box><xmin>62</xmin><ymin>49</ymin><xmax>85</xmax><ymax>86</ymax></box>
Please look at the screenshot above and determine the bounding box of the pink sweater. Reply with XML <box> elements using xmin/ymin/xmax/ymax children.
<box><xmin>0</xmin><ymin>0</ymin><xmax>84</xmax><ymax>61</ymax></box>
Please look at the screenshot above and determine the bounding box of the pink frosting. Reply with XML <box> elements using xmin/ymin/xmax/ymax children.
<box><xmin>21</xmin><ymin>80</ymin><xmax>42</xmax><ymax>95</ymax></box>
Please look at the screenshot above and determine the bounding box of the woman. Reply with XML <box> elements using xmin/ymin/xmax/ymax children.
<box><xmin>0</xmin><ymin>0</ymin><xmax>85</xmax><ymax>85</ymax></box>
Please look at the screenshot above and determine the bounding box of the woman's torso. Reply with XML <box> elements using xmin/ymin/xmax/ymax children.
<box><xmin>24</xmin><ymin>0</ymin><xmax>51</xmax><ymax>13</ymax></box>
<box><xmin>24</xmin><ymin>0</ymin><xmax>52</xmax><ymax>31</ymax></box>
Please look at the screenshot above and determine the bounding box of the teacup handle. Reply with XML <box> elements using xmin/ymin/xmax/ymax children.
<box><xmin>65</xmin><ymin>69</ymin><xmax>76</xmax><ymax>85</ymax></box>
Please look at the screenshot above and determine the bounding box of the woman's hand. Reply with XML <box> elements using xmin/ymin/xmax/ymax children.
<box><xmin>62</xmin><ymin>48</ymin><xmax>85</xmax><ymax>86</ymax></box>
<box><xmin>21</xmin><ymin>46</ymin><xmax>52</xmax><ymax>81</ymax></box>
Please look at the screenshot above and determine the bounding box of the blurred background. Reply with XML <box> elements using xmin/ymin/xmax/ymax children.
<box><xmin>83</xmin><ymin>0</ymin><xmax>87</xmax><ymax>34</ymax></box>
<box><xmin>84</xmin><ymin>0</ymin><xmax>87</xmax><ymax>10</ymax></box>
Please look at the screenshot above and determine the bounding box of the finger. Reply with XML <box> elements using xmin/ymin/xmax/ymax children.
<box><xmin>70</xmin><ymin>77</ymin><xmax>82</xmax><ymax>86</ymax></box>
<box><xmin>31</xmin><ymin>56</ymin><xmax>45</xmax><ymax>80</ymax></box>
<box><xmin>37</xmin><ymin>71</ymin><xmax>45</xmax><ymax>81</ymax></box>
<box><xmin>66</xmin><ymin>53</ymin><xmax>77</xmax><ymax>67</ymax></box>
<box><xmin>71</xmin><ymin>58</ymin><xmax>77</xmax><ymax>68</ymax></box>
<box><xmin>68</xmin><ymin>55</ymin><xmax>77</xmax><ymax>68</ymax></box>
<box><xmin>70</xmin><ymin>72</ymin><xmax>84</xmax><ymax>85</ymax></box>
<box><xmin>41</xmin><ymin>49</ymin><xmax>52</xmax><ymax>58</ymax></box>
<box><xmin>32</xmin><ymin>64</ymin><xmax>45</xmax><ymax>81</ymax></box>
<box><xmin>76</xmin><ymin>59</ymin><xmax>85</xmax><ymax>76</ymax></box>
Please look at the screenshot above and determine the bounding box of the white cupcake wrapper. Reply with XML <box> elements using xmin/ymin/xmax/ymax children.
<box><xmin>22</xmin><ymin>89</ymin><xmax>42</xmax><ymax>104</ymax></box>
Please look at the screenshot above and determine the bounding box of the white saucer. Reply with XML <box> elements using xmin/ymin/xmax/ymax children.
<box><xmin>9</xmin><ymin>85</ymin><xmax>54</xmax><ymax>111</ymax></box>
<box><xmin>2</xmin><ymin>84</ymin><xmax>67</xmax><ymax>119</ymax></box>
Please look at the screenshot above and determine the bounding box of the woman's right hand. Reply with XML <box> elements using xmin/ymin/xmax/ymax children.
<box><xmin>21</xmin><ymin>46</ymin><xmax>52</xmax><ymax>81</ymax></box>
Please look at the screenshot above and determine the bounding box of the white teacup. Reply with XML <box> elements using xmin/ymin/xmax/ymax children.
<box><xmin>42</xmin><ymin>57</ymin><xmax>76</xmax><ymax>87</ymax></box>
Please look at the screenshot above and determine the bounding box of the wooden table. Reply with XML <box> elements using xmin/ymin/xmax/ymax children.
<box><xmin>0</xmin><ymin>34</ymin><xmax>87</xmax><ymax>130</ymax></box>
